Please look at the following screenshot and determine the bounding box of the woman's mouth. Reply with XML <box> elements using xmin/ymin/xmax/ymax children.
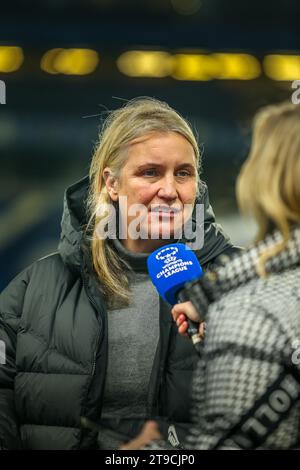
<box><xmin>149</xmin><ymin>206</ymin><xmax>181</xmax><ymax>214</ymax></box>
<box><xmin>148</xmin><ymin>206</ymin><xmax>182</xmax><ymax>220</ymax></box>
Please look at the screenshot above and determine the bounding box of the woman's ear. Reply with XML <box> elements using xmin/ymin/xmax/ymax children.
<box><xmin>103</xmin><ymin>167</ymin><xmax>119</xmax><ymax>202</ymax></box>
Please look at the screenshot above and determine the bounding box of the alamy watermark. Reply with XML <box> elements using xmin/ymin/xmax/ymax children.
<box><xmin>0</xmin><ymin>80</ymin><xmax>6</xmax><ymax>104</ymax></box>
<box><xmin>0</xmin><ymin>340</ymin><xmax>6</xmax><ymax>365</ymax></box>
<box><xmin>291</xmin><ymin>80</ymin><xmax>300</xmax><ymax>105</ymax></box>
<box><xmin>94</xmin><ymin>199</ymin><xmax>205</xmax><ymax>250</ymax></box>
<box><xmin>291</xmin><ymin>339</ymin><xmax>300</xmax><ymax>365</ymax></box>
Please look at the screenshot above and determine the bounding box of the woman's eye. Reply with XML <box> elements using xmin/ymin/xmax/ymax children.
<box><xmin>142</xmin><ymin>169</ymin><xmax>158</xmax><ymax>177</ymax></box>
<box><xmin>139</xmin><ymin>168</ymin><xmax>193</xmax><ymax>178</ymax></box>
<box><xmin>176</xmin><ymin>170</ymin><xmax>191</xmax><ymax>177</ymax></box>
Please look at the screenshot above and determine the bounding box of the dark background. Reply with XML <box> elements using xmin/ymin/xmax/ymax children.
<box><xmin>0</xmin><ymin>0</ymin><xmax>299</xmax><ymax>290</ymax></box>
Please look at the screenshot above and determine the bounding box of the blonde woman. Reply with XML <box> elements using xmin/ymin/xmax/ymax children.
<box><xmin>135</xmin><ymin>101</ymin><xmax>300</xmax><ymax>450</ymax></box>
<box><xmin>0</xmin><ymin>97</ymin><xmax>238</xmax><ymax>450</ymax></box>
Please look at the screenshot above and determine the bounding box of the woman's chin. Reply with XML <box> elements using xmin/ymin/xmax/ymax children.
<box><xmin>145</xmin><ymin>221</ymin><xmax>183</xmax><ymax>240</ymax></box>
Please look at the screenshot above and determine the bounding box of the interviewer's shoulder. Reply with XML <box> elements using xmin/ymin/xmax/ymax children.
<box><xmin>207</xmin><ymin>267</ymin><xmax>300</xmax><ymax>353</ymax></box>
<box><xmin>211</xmin><ymin>266</ymin><xmax>300</xmax><ymax>320</ymax></box>
<box><xmin>258</xmin><ymin>267</ymin><xmax>300</xmax><ymax>339</ymax></box>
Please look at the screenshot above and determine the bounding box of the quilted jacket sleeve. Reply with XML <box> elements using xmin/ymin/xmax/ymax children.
<box><xmin>0</xmin><ymin>267</ymin><xmax>32</xmax><ymax>449</ymax></box>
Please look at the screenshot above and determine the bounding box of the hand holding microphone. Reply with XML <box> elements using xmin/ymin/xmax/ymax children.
<box><xmin>171</xmin><ymin>301</ymin><xmax>206</xmax><ymax>340</ymax></box>
<box><xmin>147</xmin><ymin>243</ymin><xmax>205</xmax><ymax>353</ymax></box>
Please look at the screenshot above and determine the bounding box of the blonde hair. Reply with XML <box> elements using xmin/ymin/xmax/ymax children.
<box><xmin>86</xmin><ymin>97</ymin><xmax>201</xmax><ymax>307</ymax></box>
<box><xmin>236</xmin><ymin>101</ymin><xmax>300</xmax><ymax>277</ymax></box>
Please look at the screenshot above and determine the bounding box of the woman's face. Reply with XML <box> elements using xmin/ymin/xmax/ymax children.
<box><xmin>104</xmin><ymin>131</ymin><xmax>198</xmax><ymax>252</ymax></box>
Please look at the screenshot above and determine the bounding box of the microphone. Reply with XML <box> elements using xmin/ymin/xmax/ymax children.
<box><xmin>147</xmin><ymin>243</ymin><xmax>203</xmax><ymax>352</ymax></box>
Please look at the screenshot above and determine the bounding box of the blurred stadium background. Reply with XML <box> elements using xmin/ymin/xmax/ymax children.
<box><xmin>0</xmin><ymin>0</ymin><xmax>299</xmax><ymax>290</ymax></box>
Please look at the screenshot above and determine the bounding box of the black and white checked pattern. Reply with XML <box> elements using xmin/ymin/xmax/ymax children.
<box><xmin>185</xmin><ymin>225</ymin><xmax>300</xmax><ymax>320</ymax></box>
<box><xmin>145</xmin><ymin>226</ymin><xmax>300</xmax><ymax>450</ymax></box>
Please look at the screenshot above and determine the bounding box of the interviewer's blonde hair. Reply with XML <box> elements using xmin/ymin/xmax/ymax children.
<box><xmin>86</xmin><ymin>97</ymin><xmax>200</xmax><ymax>307</ymax></box>
<box><xmin>236</xmin><ymin>101</ymin><xmax>300</xmax><ymax>277</ymax></box>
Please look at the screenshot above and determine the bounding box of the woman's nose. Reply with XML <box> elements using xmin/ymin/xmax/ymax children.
<box><xmin>157</xmin><ymin>176</ymin><xmax>178</xmax><ymax>200</ymax></box>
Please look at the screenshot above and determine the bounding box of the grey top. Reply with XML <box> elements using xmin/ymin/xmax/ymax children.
<box><xmin>97</xmin><ymin>238</ymin><xmax>160</xmax><ymax>449</ymax></box>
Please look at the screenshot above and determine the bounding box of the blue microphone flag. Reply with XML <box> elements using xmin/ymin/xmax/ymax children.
<box><xmin>147</xmin><ymin>243</ymin><xmax>203</xmax><ymax>305</ymax></box>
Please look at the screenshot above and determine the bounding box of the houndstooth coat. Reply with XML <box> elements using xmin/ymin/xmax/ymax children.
<box><xmin>148</xmin><ymin>226</ymin><xmax>300</xmax><ymax>450</ymax></box>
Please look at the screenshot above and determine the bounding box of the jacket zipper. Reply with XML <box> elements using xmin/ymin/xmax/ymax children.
<box><xmin>79</xmin><ymin>268</ymin><xmax>109</xmax><ymax>441</ymax></box>
<box><xmin>81</xmin><ymin>268</ymin><xmax>102</xmax><ymax>376</ymax></box>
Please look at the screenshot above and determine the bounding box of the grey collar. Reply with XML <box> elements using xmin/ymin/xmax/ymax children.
<box><xmin>110</xmin><ymin>238</ymin><xmax>149</xmax><ymax>273</ymax></box>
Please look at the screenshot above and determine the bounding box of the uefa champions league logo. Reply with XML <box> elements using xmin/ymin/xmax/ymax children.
<box><xmin>155</xmin><ymin>246</ymin><xmax>179</xmax><ymax>264</ymax></box>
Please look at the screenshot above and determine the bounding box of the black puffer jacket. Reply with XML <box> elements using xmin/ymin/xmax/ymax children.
<box><xmin>0</xmin><ymin>176</ymin><xmax>238</xmax><ymax>450</ymax></box>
